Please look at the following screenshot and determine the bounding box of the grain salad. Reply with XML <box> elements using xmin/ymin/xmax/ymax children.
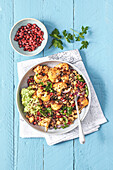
<box><xmin>21</xmin><ymin>63</ymin><xmax>89</xmax><ymax>131</ymax></box>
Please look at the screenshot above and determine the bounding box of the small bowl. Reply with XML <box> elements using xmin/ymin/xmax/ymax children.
<box><xmin>10</xmin><ymin>18</ymin><xmax>48</xmax><ymax>56</ymax></box>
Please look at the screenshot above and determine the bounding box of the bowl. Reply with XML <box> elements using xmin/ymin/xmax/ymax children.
<box><xmin>16</xmin><ymin>60</ymin><xmax>91</xmax><ymax>135</ymax></box>
<box><xmin>10</xmin><ymin>18</ymin><xmax>48</xmax><ymax>56</ymax></box>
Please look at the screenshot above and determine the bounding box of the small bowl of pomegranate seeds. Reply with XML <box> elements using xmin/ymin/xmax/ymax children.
<box><xmin>10</xmin><ymin>18</ymin><xmax>48</xmax><ymax>56</ymax></box>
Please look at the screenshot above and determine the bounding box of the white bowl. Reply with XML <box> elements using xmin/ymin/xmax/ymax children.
<box><xmin>16</xmin><ymin>60</ymin><xmax>91</xmax><ymax>135</ymax></box>
<box><xmin>10</xmin><ymin>18</ymin><xmax>48</xmax><ymax>56</ymax></box>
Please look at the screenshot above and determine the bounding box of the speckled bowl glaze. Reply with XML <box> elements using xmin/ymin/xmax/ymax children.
<box><xmin>10</xmin><ymin>18</ymin><xmax>48</xmax><ymax>56</ymax></box>
<box><xmin>16</xmin><ymin>60</ymin><xmax>91</xmax><ymax>135</ymax></box>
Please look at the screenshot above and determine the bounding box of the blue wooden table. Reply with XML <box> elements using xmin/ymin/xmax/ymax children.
<box><xmin>0</xmin><ymin>0</ymin><xmax>113</xmax><ymax>169</ymax></box>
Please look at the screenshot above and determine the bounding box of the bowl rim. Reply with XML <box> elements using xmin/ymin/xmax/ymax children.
<box><xmin>16</xmin><ymin>59</ymin><xmax>91</xmax><ymax>135</ymax></box>
<box><xmin>10</xmin><ymin>18</ymin><xmax>48</xmax><ymax>57</ymax></box>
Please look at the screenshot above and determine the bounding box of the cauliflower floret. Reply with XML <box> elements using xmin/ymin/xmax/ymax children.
<box><xmin>38</xmin><ymin>118</ymin><xmax>51</xmax><ymax>131</ymax></box>
<box><xmin>48</xmin><ymin>68</ymin><xmax>61</xmax><ymax>82</ymax></box>
<box><xmin>34</xmin><ymin>74</ymin><xmax>48</xmax><ymax>83</ymax></box>
<box><xmin>51</xmin><ymin>101</ymin><xmax>63</xmax><ymax>110</ymax></box>
<box><xmin>42</xmin><ymin>65</ymin><xmax>49</xmax><ymax>74</ymax></box>
<box><xmin>78</xmin><ymin>97</ymin><xmax>89</xmax><ymax>109</ymax></box>
<box><xmin>33</xmin><ymin>65</ymin><xmax>43</xmax><ymax>73</ymax></box>
<box><xmin>61</xmin><ymin>75</ymin><xmax>69</xmax><ymax>83</ymax></box>
<box><xmin>28</xmin><ymin>116</ymin><xmax>35</xmax><ymax>123</ymax></box>
<box><xmin>41</xmin><ymin>92</ymin><xmax>50</xmax><ymax>102</ymax></box>
<box><xmin>53</xmin><ymin>82</ymin><xmax>67</xmax><ymax>94</ymax></box>
<box><xmin>37</xmin><ymin>88</ymin><xmax>50</xmax><ymax>102</ymax></box>
<box><xmin>55</xmin><ymin>63</ymin><xmax>69</xmax><ymax>71</ymax></box>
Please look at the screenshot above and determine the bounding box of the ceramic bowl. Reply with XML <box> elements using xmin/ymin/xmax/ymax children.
<box><xmin>10</xmin><ymin>18</ymin><xmax>48</xmax><ymax>56</ymax></box>
<box><xmin>16</xmin><ymin>60</ymin><xmax>91</xmax><ymax>135</ymax></box>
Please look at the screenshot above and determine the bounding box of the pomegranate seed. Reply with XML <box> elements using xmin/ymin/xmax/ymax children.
<box><xmin>69</xmin><ymin>94</ymin><xmax>72</xmax><ymax>98</ymax></box>
<box><xmin>37</xmin><ymin>111</ymin><xmax>40</xmax><ymax>116</ymax></box>
<box><xmin>40</xmin><ymin>86</ymin><xmax>43</xmax><ymax>89</ymax></box>
<box><xmin>61</xmin><ymin>98</ymin><xmax>64</xmax><ymax>101</ymax></box>
<box><xmin>50</xmin><ymin>92</ymin><xmax>53</xmax><ymax>96</ymax></box>
<box><xmin>33</xmin><ymin>24</ymin><xmax>36</xmax><ymax>27</ymax></box>
<box><xmin>72</xmin><ymin>103</ymin><xmax>75</xmax><ymax>107</ymax></box>
<box><xmin>48</xmin><ymin>113</ymin><xmax>50</xmax><ymax>116</ymax></box>
<box><xmin>76</xmin><ymin>84</ymin><xmax>79</xmax><ymax>87</ymax></box>
<box><xmin>33</xmin><ymin>122</ymin><xmax>36</xmax><ymax>125</ymax></box>
<box><xmin>14</xmin><ymin>23</ymin><xmax>44</xmax><ymax>52</ymax></box>
<box><xmin>19</xmin><ymin>45</ymin><xmax>22</xmax><ymax>48</ymax></box>
<box><xmin>64</xmin><ymin>110</ymin><xmax>67</xmax><ymax>113</ymax></box>
<box><xmin>68</xmin><ymin>121</ymin><xmax>71</xmax><ymax>125</ymax></box>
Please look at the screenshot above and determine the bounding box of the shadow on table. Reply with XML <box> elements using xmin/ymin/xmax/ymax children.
<box><xmin>79</xmin><ymin>50</ymin><xmax>108</xmax><ymax>122</ymax></box>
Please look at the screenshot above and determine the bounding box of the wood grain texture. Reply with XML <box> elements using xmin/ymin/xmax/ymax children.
<box><xmin>0</xmin><ymin>0</ymin><xmax>14</xmax><ymax>170</ymax></box>
<box><xmin>0</xmin><ymin>0</ymin><xmax>113</xmax><ymax>170</ymax></box>
<box><xmin>14</xmin><ymin>0</ymin><xmax>44</xmax><ymax>170</ymax></box>
<box><xmin>73</xmin><ymin>0</ymin><xmax>113</xmax><ymax>170</ymax></box>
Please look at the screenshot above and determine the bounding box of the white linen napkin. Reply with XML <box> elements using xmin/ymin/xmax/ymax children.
<box><xmin>17</xmin><ymin>49</ymin><xmax>107</xmax><ymax>145</ymax></box>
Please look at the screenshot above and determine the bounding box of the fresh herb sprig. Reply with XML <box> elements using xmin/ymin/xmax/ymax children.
<box><xmin>49</xmin><ymin>26</ymin><xmax>89</xmax><ymax>50</ymax></box>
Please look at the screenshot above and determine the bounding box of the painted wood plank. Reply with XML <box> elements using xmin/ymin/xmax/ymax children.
<box><xmin>43</xmin><ymin>1</ymin><xmax>74</xmax><ymax>170</ymax></box>
<box><xmin>14</xmin><ymin>0</ymin><xmax>45</xmax><ymax>169</ymax></box>
<box><xmin>0</xmin><ymin>0</ymin><xmax>14</xmax><ymax>170</ymax></box>
<box><xmin>73</xmin><ymin>0</ymin><xmax>113</xmax><ymax>170</ymax></box>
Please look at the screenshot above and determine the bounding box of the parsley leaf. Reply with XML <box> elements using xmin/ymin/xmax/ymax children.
<box><xmin>63</xmin><ymin>30</ymin><xmax>73</xmax><ymax>43</ymax></box>
<box><xmin>49</xmin><ymin>26</ymin><xmax>89</xmax><ymax>50</ymax></box>
<box><xmin>50</xmin><ymin>28</ymin><xmax>62</xmax><ymax>39</ymax></box>
<box><xmin>80</xmin><ymin>41</ymin><xmax>89</xmax><ymax>50</ymax></box>
<box><xmin>49</xmin><ymin>39</ymin><xmax>63</xmax><ymax>50</ymax></box>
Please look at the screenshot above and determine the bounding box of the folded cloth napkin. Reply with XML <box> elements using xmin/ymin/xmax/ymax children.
<box><xmin>17</xmin><ymin>49</ymin><xmax>107</xmax><ymax>145</ymax></box>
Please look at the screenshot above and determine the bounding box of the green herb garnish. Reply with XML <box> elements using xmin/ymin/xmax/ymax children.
<box><xmin>63</xmin><ymin>117</ymin><xmax>68</xmax><ymax>123</ymax></box>
<box><xmin>62</xmin><ymin>30</ymin><xmax>73</xmax><ymax>43</ymax></box>
<box><xmin>39</xmin><ymin>109</ymin><xmax>47</xmax><ymax>117</ymax></box>
<box><xmin>44</xmin><ymin>81</ymin><xmax>54</xmax><ymax>92</ymax></box>
<box><xmin>66</xmin><ymin>107</ymin><xmax>73</xmax><ymax>116</ymax></box>
<box><xmin>49</xmin><ymin>26</ymin><xmax>89</xmax><ymax>50</ymax></box>
<box><xmin>85</xmin><ymin>85</ymin><xmax>89</xmax><ymax>95</ymax></box>
<box><xmin>77</xmin><ymin>75</ymin><xmax>85</xmax><ymax>82</ymax></box>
